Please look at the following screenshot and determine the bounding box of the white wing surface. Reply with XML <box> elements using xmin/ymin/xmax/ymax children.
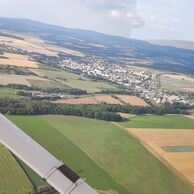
<box><xmin>0</xmin><ymin>113</ymin><xmax>98</xmax><ymax>194</ymax></box>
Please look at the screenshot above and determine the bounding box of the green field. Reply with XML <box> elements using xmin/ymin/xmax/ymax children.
<box><xmin>8</xmin><ymin>116</ymin><xmax>128</xmax><ymax>194</ymax></box>
<box><xmin>0</xmin><ymin>87</ymin><xmax>20</xmax><ymax>98</ymax></box>
<box><xmin>8</xmin><ymin>115</ymin><xmax>194</xmax><ymax>194</ymax></box>
<box><xmin>161</xmin><ymin>75</ymin><xmax>194</xmax><ymax>92</ymax></box>
<box><xmin>162</xmin><ymin>145</ymin><xmax>194</xmax><ymax>152</ymax></box>
<box><xmin>0</xmin><ymin>64</ymin><xmax>117</xmax><ymax>94</ymax></box>
<box><xmin>0</xmin><ymin>145</ymin><xmax>32</xmax><ymax>194</ymax></box>
<box><xmin>33</xmin><ymin>68</ymin><xmax>117</xmax><ymax>92</ymax></box>
<box><xmin>121</xmin><ymin>115</ymin><xmax>194</xmax><ymax>129</ymax></box>
<box><xmin>28</xmin><ymin>79</ymin><xmax>68</xmax><ymax>90</ymax></box>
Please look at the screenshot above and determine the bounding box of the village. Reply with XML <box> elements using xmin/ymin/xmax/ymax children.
<box><xmin>0</xmin><ymin>42</ymin><xmax>192</xmax><ymax>105</ymax></box>
<box><xmin>61</xmin><ymin>57</ymin><xmax>192</xmax><ymax>105</ymax></box>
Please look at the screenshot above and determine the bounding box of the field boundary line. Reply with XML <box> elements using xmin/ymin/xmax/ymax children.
<box><xmin>12</xmin><ymin>153</ymin><xmax>36</xmax><ymax>190</ymax></box>
<box><xmin>113</xmin><ymin>123</ymin><xmax>194</xmax><ymax>189</ymax></box>
<box><xmin>42</xmin><ymin>117</ymin><xmax>133</xmax><ymax>194</ymax></box>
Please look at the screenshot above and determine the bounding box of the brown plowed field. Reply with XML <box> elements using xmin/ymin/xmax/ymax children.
<box><xmin>55</xmin><ymin>95</ymin><xmax>121</xmax><ymax>105</ymax></box>
<box><xmin>116</xmin><ymin>95</ymin><xmax>148</xmax><ymax>106</ymax></box>
<box><xmin>55</xmin><ymin>95</ymin><xmax>147</xmax><ymax>106</ymax></box>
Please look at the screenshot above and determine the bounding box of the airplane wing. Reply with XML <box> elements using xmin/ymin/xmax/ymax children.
<box><xmin>0</xmin><ymin>113</ymin><xmax>98</xmax><ymax>194</ymax></box>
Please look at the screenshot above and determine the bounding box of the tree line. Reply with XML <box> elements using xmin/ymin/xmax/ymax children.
<box><xmin>102</xmin><ymin>103</ymin><xmax>191</xmax><ymax>115</ymax></box>
<box><xmin>0</xmin><ymin>84</ymin><xmax>88</xmax><ymax>96</ymax></box>
<box><xmin>0</xmin><ymin>98</ymin><xmax>122</xmax><ymax>122</ymax></box>
<box><xmin>0</xmin><ymin>98</ymin><xmax>193</xmax><ymax>122</ymax></box>
<box><xmin>0</xmin><ymin>65</ymin><xmax>34</xmax><ymax>75</ymax></box>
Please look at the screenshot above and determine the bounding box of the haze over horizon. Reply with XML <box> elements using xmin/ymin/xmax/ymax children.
<box><xmin>0</xmin><ymin>0</ymin><xmax>193</xmax><ymax>41</ymax></box>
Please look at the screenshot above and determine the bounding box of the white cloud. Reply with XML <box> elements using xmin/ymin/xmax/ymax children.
<box><xmin>0</xmin><ymin>0</ymin><xmax>193</xmax><ymax>40</ymax></box>
<box><xmin>109</xmin><ymin>10</ymin><xmax>121</xmax><ymax>18</ymax></box>
<box><xmin>147</xmin><ymin>15</ymin><xmax>185</xmax><ymax>32</ymax></box>
<box><xmin>108</xmin><ymin>9</ymin><xmax>144</xmax><ymax>29</ymax></box>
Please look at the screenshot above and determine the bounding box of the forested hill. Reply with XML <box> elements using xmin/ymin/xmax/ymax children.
<box><xmin>0</xmin><ymin>17</ymin><xmax>194</xmax><ymax>75</ymax></box>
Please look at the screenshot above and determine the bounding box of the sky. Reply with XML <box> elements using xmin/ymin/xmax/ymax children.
<box><xmin>0</xmin><ymin>0</ymin><xmax>193</xmax><ymax>41</ymax></box>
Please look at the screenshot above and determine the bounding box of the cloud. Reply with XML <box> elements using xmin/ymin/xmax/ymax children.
<box><xmin>0</xmin><ymin>0</ymin><xmax>144</xmax><ymax>37</ymax></box>
<box><xmin>79</xmin><ymin>0</ymin><xmax>136</xmax><ymax>10</ymax></box>
<box><xmin>139</xmin><ymin>0</ymin><xmax>192</xmax><ymax>33</ymax></box>
<box><xmin>109</xmin><ymin>10</ymin><xmax>121</xmax><ymax>18</ymax></box>
<box><xmin>108</xmin><ymin>10</ymin><xmax>144</xmax><ymax>28</ymax></box>
<box><xmin>148</xmin><ymin>15</ymin><xmax>184</xmax><ymax>31</ymax></box>
<box><xmin>1</xmin><ymin>0</ymin><xmax>192</xmax><ymax>40</ymax></box>
<box><xmin>159</xmin><ymin>0</ymin><xmax>191</xmax><ymax>7</ymax></box>
<box><xmin>55</xmin><ymin>0</ymin><xmax>145</xmax><ymax>36</ymax></box>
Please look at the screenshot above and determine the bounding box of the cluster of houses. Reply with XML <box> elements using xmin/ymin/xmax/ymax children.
<box><xmin>1</xmin><ymin>43</ymin><xmax>193</xmax><ymax>105</ymax></box>
<box><xmin>62</xmin><ymin>57</ymin><xmax>192</xmax><ymax>105</ymax></box>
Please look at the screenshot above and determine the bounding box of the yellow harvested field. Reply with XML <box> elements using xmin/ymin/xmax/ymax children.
<box><xmin>161</xmin><ymin>74</ymin><xmax>194</xmax><ymax>92</ymax></box>
<box><xmin>58</xmin><ymin>96</ymin><xmax>98</xmax><ymax>104</ymax></box>
<box><xmin>55</xmin><ymin>95</ymin><xmax>122</xmax><ymax>105</ymax></box>
<box><xmin>0</xmin><ymin>36</ymin><xmax>58</xmax><ymax>56</ymax></box>
<box><xmin>116</xmin><ymin>95</ymin><xmax>148</xmax><ymax>106</ymax></box>
<box><xmin>46</xmin><ymin>44</ymin><xmax>85</xmax><ymax>57</ymax></box>
<box><xmin>0</xmin><ymin>53</ymin><xmax>38</xmax><ymax>68</ymax></box>
<box><xmin>55</xmin><ymin>95</ymin><xmax>148</xmax><ymax>106</ymax></box>
<box><xmin>163</xmin><ymin>74</ymin><xmax>194</xmax><ymax>82</ymax></box>
<box><xmin>127</xmin><ymin>128</ymin><xmax>194</xmax><ymax>186</ymax></box>
<box><xmin>184</xmin><ymin>115</ymin><xmax>194</xmax><ymax>120</ymax></box>
<box><xmin>0</xmin><ymin>74</ymin><xmax>48</xmax><ymax>87</ymax></box>
<box><xmin>95</xmin><ymin>95</ymin><xmax>122</xmax><ymax>104</ymax></box>
<box><xmin>128</xmin><ymin>128</ymin><xmax>194</xmax><ymax>146</ymax></box>
<box><xmin>0</xmin><ymin>35</ymin><xmax>84</xmax><ymax>57</ymax></box>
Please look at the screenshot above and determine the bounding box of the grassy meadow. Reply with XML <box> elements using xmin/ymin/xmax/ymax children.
<box><xmin>161</xmin><ymin>74</ymin><xmax>194</xmax><ymax>93</ymax></box>
<box><xmin>121</xmin><ymin>115</ymin><xmax>194</xmax><ymax>129</ymax></box>
<box><xmin>7</xmin><ymin>115</ymin><xmax>194</xmax><ymax>194</ymax></box>
<box><xmin>28</xmin><ymin>79</ymin><xmax>67</xmax><ymax>90</ymax></box>
<box><xmin>8</xmin><ymin>116</ymin><xmax>129</xmax><ymax>194</ymax></box>
<box><xmin>0</xmin><ymin>62</ymin><xmax>117</xmax><ymax>93</ymax></box>
<box><xmin>33</xmin><ymin>68</ymin><xmax>117</xmax><ymax>93</ymax></box>
<box><xmin>0</xmin><ymin>87</ymin><xmax>20</xmax><ymax>99</ymax></box>
<box><xmin>0</xmin><ymin>145</ymin><xmax>32</xmax><ymax>194</ymax></box>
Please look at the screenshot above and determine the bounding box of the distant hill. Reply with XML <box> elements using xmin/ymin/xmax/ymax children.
<box><xmin>0</xmin><ymin>17</ymin><xmax>194</xmax><ymax>75</ymax></box>
<box><xmin>149</xmin><ymin>40</ymin><xmax>194</xmax><ymax>51</ymax></box>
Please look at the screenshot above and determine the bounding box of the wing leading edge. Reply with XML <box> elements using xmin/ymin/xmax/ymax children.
<box><xmin>0</xmin><ymin>113</ymin><xmax>98</xmax><ymax>194</ymax></box>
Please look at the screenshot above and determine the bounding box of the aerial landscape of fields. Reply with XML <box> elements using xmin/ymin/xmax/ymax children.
<box><xmin>161</xmin><ymin>74</ymin><xmax>194</xmax><ymax>93</ymax></box>
<box><xmin>0</xmin><ymin>144</ymin><xmax>32</xmax><ymax>194</ymax></box>
<box><xmin>5</xmin><ymin>115</ymin><xmax>194</xmax><ymax>194</ymax></box>
<box><xmin>126</xmin><ymin>127</ymin><xmax>194</xmax><ymax>186</ymax></box>
<box><xmin>55</xmin><ymin>95</ymin><xmax>148</xmax><ymax>106</ymax></box>
<box><xmin>0</xmin><ymin>52</ymin><xmax>38</xmax><ymax>68</ymax></box>
<box><xmin>0</xmin><ymin>4</ymin><xmax>194</xmax><ymax>194</ymax></box>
